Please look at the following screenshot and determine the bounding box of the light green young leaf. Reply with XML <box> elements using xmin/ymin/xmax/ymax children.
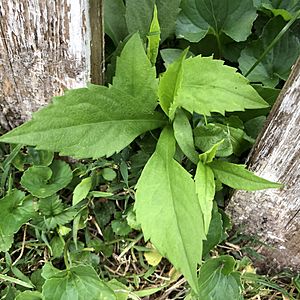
<box><xmin>262</xmin><ymin>1</ymin><xmax>300</xmax><ymax>20</ymax></box>
<box><xmin>113</xmin><ymin>33</ymin><xmax>158</xmax><ymax>111</ymax></box>
<box><xmin>158</xmin><ymin>49</ymin><xmax>188</xmax><ymax>115</ymax></box>
<box><xmin>197</xmin><ymin>256</ymin><xmax>243</xmax><ymax>300</ymax></box>
<box><xmin>21</xmin><ymin>160</ymin><xmax>72</xmax><ymax>198</ymax></box>
<box><xmin>176</xmin><ymin>0</ymin><xmax>257</xmax><ymax>43</ymax></box>
<box><xmin>168</xmin><ymin>56</ymin><xmax>268</xmax><ymax>119</ymax></box>
<box><xmin>209</xmin><ymin>160</ymin><xmax>283</xmax><ymax>190</ymax></box>
<box><xmin>195</xmin><ymin>161</ymin><xmax>215</xmax><ymax>234</ymax></box>
<box><xmin>135</xmin><ymin>127</ymin><xmax>205</xmax><ymax>293</ymax></box>
<box><xmin>42</xmin><ymin>265</ymin><xmax>116</xmax><ymax>300</ymax></box>
<box><xmin>73</xmin><ymin>177</ymin><xmax>92</xmax><ymax>206</ymax></box>
<box><xmin>239</xmin><ymin>16</ymin><xmax>300</xmax><ymax>87</ymax></box>
<box><xmin>147</xmin><ymin>5</ymin><xmax>161</xmax><ymax>65</ymax></box>
<box><xmin>0</xmin><ymin>190</ymin><xmax>36</xmax><ymax>252</ymax></box>
<box><xmin>104</xmin><ymin>0</ymin><xmax>128</xmax><ymax>46</ymax></box>
<box><xmin>125</xmin><ymin>0</ymin><xmax>181</xmax><ymax>42</ymax></box>
<box><xmin>198</xmin><ymin>140</ymin><xmax>224</xmax><ymax>164</ymax></box>
<box><xmin>173</xmin><ymin>109</ymin><xmax>199</xmax><ymax>164</ymax></box>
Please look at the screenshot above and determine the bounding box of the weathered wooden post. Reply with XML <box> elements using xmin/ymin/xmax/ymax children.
<box><xmin>0</xmin><ymin>0</ymin><xmax>104</xmax><ymax>130</ymax></box>
<box><xmin>227</xmin><ymin>57</ymin><xmax>300</xmax><ymax>271</ymax></box>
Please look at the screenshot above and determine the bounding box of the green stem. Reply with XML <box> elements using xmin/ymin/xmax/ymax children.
<box><xmin>215</xmin><ymin>32</ymin><xmax>222</xmax><ymax>59</ymax></box>
<box><xmin>245</xmin><ymin>10</ymin><xmax>300</xmax><ymax>77</ymax></box>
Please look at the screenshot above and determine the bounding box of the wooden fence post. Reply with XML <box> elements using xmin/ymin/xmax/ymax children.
<box><xmin>0</xmin><ymin>0</ymin><xmax>104</xmax><ymax>130</ymax></box>
<box><xmin>227</xmin><ymin>57</ymin><xmax>300</xmax><ymax>271</ymax></box>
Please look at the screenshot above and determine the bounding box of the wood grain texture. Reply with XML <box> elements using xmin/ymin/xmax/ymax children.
<box><xmin>227</xmin><ymin>57</ymin><xmax>300</xmax><ymax>271</ymax></box>
<box><xmin>0</xmin><ymin>0</ymin><xmax>104</xmax><ymax>130</ymax></box>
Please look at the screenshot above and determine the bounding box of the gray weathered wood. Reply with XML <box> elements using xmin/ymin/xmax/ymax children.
<box><xmin>0</xmin><ymin>0</ymin><xmax>104</xmax><ymax>130</ymax></box>
<box><xmin>227</xmin><ymin>56</ymin><xmax>300</xmax><ymax>271</ymax></box>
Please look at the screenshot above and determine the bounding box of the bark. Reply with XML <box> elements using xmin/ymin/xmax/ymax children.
<box><xmin>0</xmin><ymin>0</ymin><xmax>104</xmax><ymax>130</ymax></box>
<box><xmin>227</xmin><ymin>57</ymin><xmax>300</xmax><ymax>271</ymax></box>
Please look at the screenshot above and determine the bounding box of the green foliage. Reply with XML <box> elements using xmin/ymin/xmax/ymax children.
<box><xmin>21</xmin><ymin>160</ymin><xmax>73</xmax><ymax>198</ymax></box>
<box><xmin>209</xmin><ymin>160</ymin><xmax>283</xmax><ymax>190</ymax></box>
<box><xmin>147</xmin><ymin>5</ymin><xmax>161</xmax><ymax>65</ymax></box>
<box><xmin>195</xmin><ymin>256</ymin><xmax>243</xmax><ymax>300</ymax></box>
<box><xmin>160</xmin><ymin>55</ymin><xmax>268</xmax><ymax>119</ymax></box>
<box><xmin>135</xmin><ymin>127</ymin><xmax>205</xmax><ymax>292</ymax></box>
<box><xmin>0</xmin><ymin>4</ymin><xmax>293</xmax><ymax>298</ymax></box>
<box><xmin>176</xmin><ymin>0</ymin><xmax>257</xmax><ymax>43</ymax></box>
<box><xmin>0</xmin><ymin>190</ymin><xmax>36</xmax><ymax>252</ymax></box>
<box><xmin>239</xmin><ymin>16</ymin><xmax>300</xmax><ymax>87</ymax></box>
<box><xmin>42</xmin><ymin>265</ymin><xmax>116</xmax><ymax>300</ymax></box>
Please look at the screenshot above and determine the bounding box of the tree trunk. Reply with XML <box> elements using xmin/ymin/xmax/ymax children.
<box><xmin>0</xmin><ymin>0</ymin><xmax>104</xmax><ymax>130</ymax></box>
<box><xmin>227</xmin><ymin>56</ymin><xmax>300</xmax><ymax>271</ymax></box>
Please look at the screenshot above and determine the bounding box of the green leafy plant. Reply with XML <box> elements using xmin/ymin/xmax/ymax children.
<box><xmin>0</xmin><ymin>23</ymin><xmax>282</xmax><ymax>295</ymax></box>
<box><xmin>2</xmin><ymin>1</ymin><xmax>299</xmax><ymax>298</ymax></box>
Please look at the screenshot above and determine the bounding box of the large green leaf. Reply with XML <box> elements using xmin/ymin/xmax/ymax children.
<box><xmin>196</xmin><ymin>256</ymin><xmax>243</xmax><ymax>300</ymax></box>
<box><xmin>42</xmin><ymin>265</ymin><xmax>116</xmax><ymax>300</ymax></box>
<box><xmin>0</xmin><ymin>190</ymin><xmax>36</xmax><ymax>252</ymax></box>
<box><xmin>0</xmin><ymin>35</ymin><xmax>165</xmax><ymax>159</ymax></box>
<box><xmin>173</xmin><ymin>109</ymin><xmax>199</xmax><ymax>164</ymax></box>
<box><xmin>135</xmin><ymin>127</ymin><xmax>205</xmax><ymax>293</ymax></box>
<box><xmin>176</xmin><ymin>0</ymin><xmax>257</xmax><ymax>43</ymax></box>
<box><xmin>104</xmin><ymin>0</ymin><xmax>128</xmax><ymax>46</ymax></box>
<box><xmin>163</xmin><ymin>56</ymin><xmax>268</xmax><ymax>119</ymax></box>
<box><xmin>239</xmin><ymin>16</ymin><xmax>300</xmax><ymax>87</ymax></box>
<box><xmin>195</xmin><ymin>161</ymin><xmax>215</xmax><ymax>234</ymax></box>
<box><xmin>113</xmin><ymin>33</ymin><xmax>158</xmax><ymax>111</ymax></box>
<box><xmin>21</xmin><ymin>160</ymin><xmax>73</xmax><ymax>198</ymax></box>
<box><xmin>0</xmin><ymin>86</ymin><xmax>165</xmax><ymax>158</ymax></box>
<box><xmin>209</xmin><ymin>160</ymin><xmax>283</xmax><ymax>190</ymax></box>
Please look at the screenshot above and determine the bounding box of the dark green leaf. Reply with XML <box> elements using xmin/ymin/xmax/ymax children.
<box><xmin>111</xmin><ymin>219</ymin><xmax>132</xmax><ymax>236</ymax></box>
<box><xmin>0</xmin><ymin>190</ymin><xmax>36</xmax><ymax>252</ymax></box>
<box><xmin>21</xmin><ymin>160</ymin><xmax>73</xmax><ymax>198</ymax></box>
<box><xmin>176</xmin><ymin>0</ymin><xmax>257</xmax><ymax>43</ymax></box>
<box><xmin>42</xmin><ymin>265</ymin><xmax>116</xmax><ymax>300</ymax></box>
<box><xmin>104</xmin><ymin>0</ymin><xmax>128</xmax><ymax>45</ymax></box>
<box><xmin>196</xmin><ymin>256</ymin><xmax>243</xmax><ymax>300</ymax></box>
<box><xmin>239</xmin><ymin>16</ymin><xmax>300</xmax><ymax>87</ymax></box>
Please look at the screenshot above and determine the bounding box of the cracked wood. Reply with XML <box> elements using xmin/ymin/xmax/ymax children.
<box><xmin>227</xmin><ymin>56</ymin><xmax>300</xmax><ymax>271</ymax></box>
<box><xmin>0</xmin><ymin>0</ymin><xmax>104</xmax><ymax>130</ymax></box>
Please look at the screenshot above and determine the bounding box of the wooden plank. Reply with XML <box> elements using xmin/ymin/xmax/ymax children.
<box><xmin>0</xmin><ymin>0</ymin><xmax>104</xmax><ymax>130</ymax></box>
<box><xmin>227</xmin><ymin>57</ymin><xmax>300</xmax><ymax>271</ymax></box>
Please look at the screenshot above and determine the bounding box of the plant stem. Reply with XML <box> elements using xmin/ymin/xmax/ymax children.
<box><xmin>245</xmin><ymin>10</ymin><xmax>300</xmax><ymax>77</ymax></box>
